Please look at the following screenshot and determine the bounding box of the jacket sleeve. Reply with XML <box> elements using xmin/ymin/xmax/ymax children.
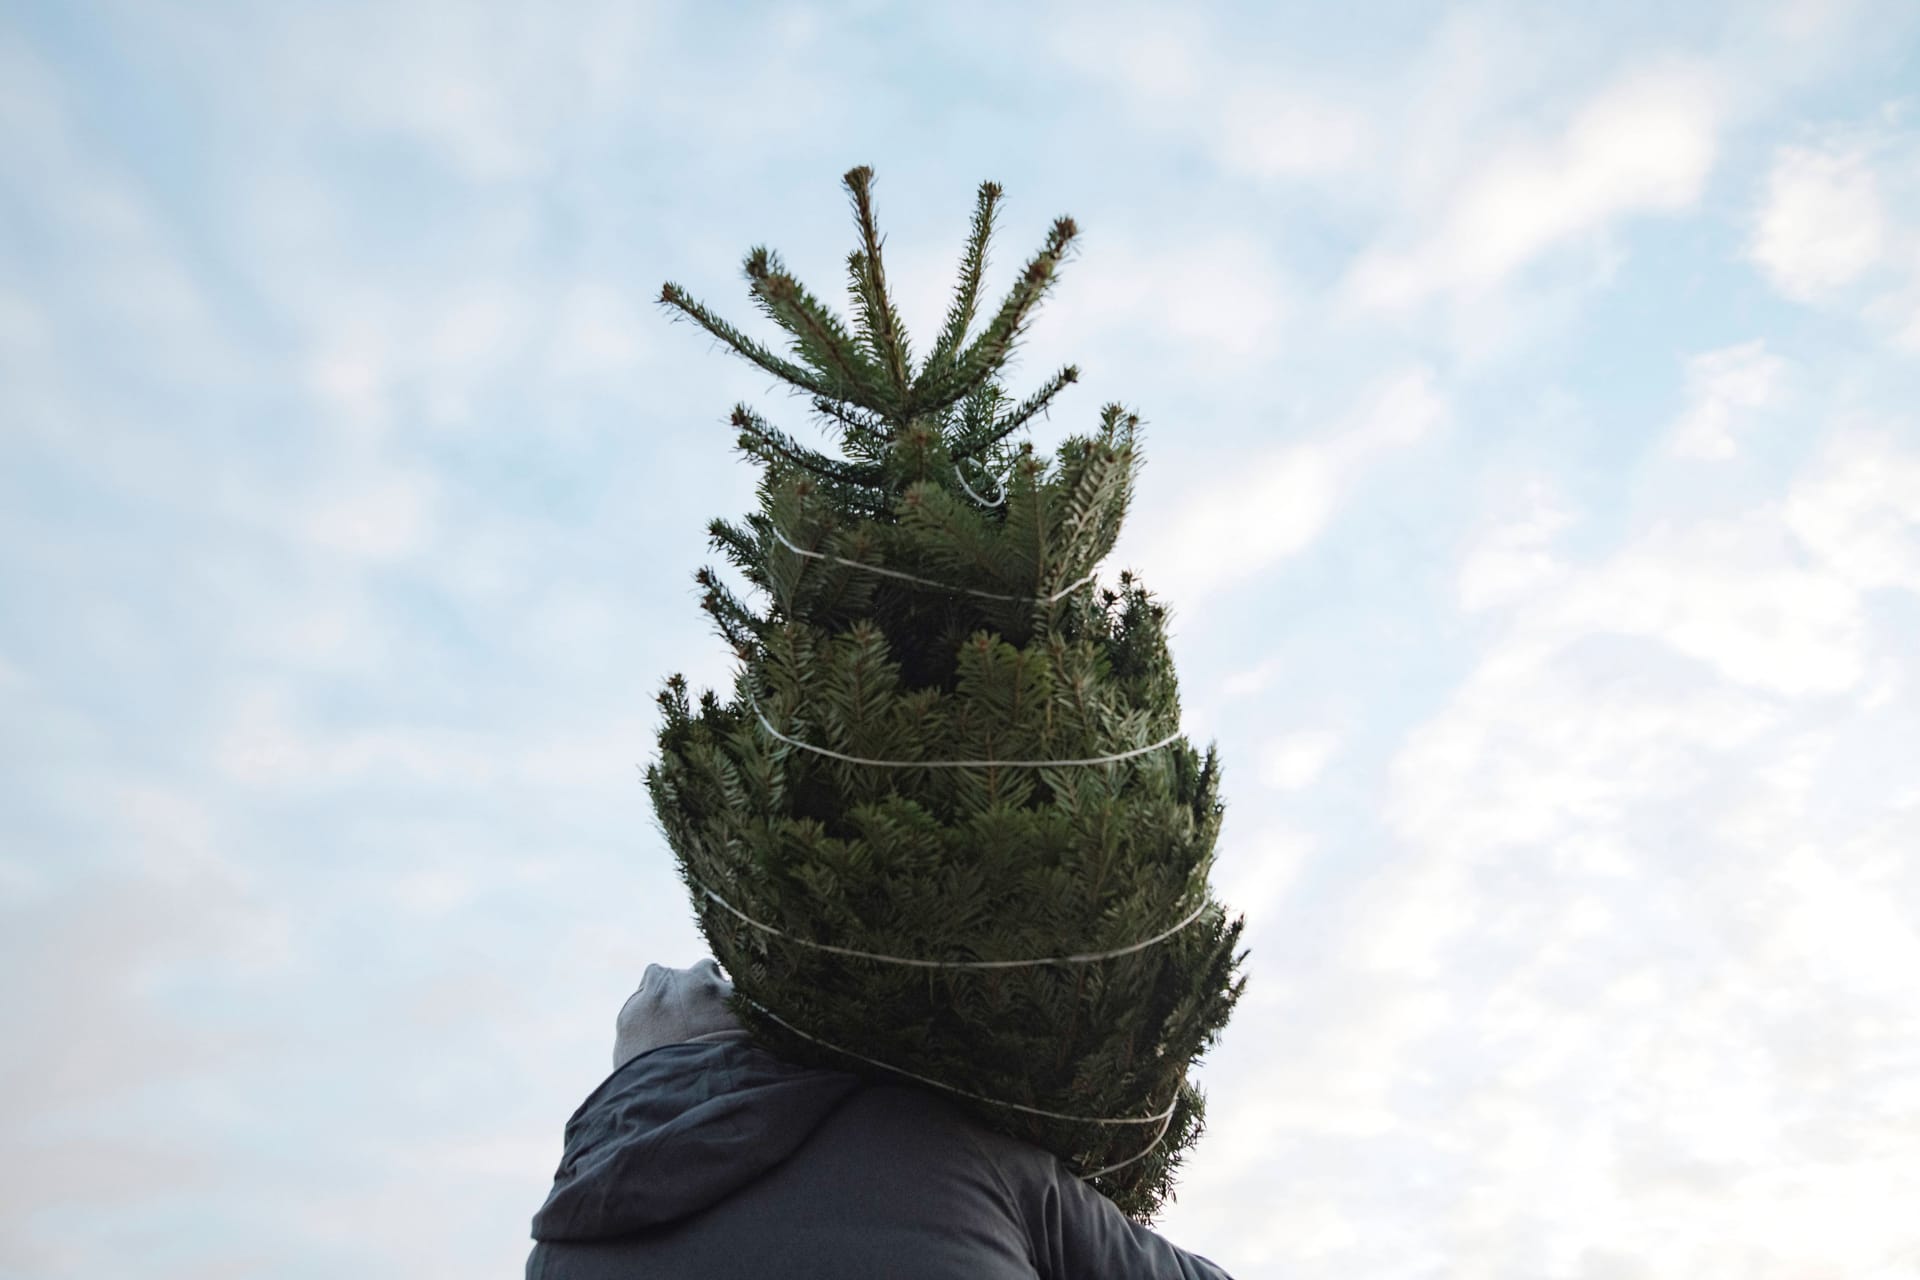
<box><xmin>1006</xmin><ymin>1151</ymin><xmax>1236</xmax><ymax>1280</ymax></box>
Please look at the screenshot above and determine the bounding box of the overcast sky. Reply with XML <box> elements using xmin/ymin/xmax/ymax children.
<box><xmin>4</xmin><ymin>2</ymin><xmax>1920</xmax><ymax>1276</ymax></box>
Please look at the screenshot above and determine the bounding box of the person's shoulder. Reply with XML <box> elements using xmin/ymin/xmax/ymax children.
<box><xmin>827</xmin><ymin>1084</ymin><xmax>1060</xmax><ymax>1173</ymax></box>
<box><xmin>829</xmin><ymin>1080</ymin><xmax>967</xmax><ymax>1124</ymax></box>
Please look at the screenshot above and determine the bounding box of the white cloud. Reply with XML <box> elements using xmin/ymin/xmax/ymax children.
<box><xmin>1213</xmin><ymin>825</ymin><xmax>1312</xmax><ymax>921</ymax></box>
<box><xmin>1</xmin><ymin>853</ymin><xmax>297</xmax><ymax>1174</ymax></box>
<box><xmin>1457</xmin><ymin>478</ymin><xmax>1577</xmax><ymax>612</ymax></box>
<box><xmin>296</xmin><ymin>467</ymin><xmax>440</xmax><ymax>563</ymax></box>
<box><xmin>1133</xmin><ymin>367</ymin><xmax>1446</xmax><ymax>603</ymax></box>
<box><xmin>1138</xmin><ymin>237</ymin><xmax>1289</xmax><ymax>359</ymax></box>
<box><xmin>1553</xmin><ymin>511</ymin><xmax>1868</xmax><ymax>698</ymax></box>
<box><xmin>1744</xmin><ymin>121</ymin><xmax>1920</xmax><ymax>352</ymax></box>
<box><xmin>411</xmin><ymin>289</ymin><xmax>533</xmax><ymax>427</ymax></box>
<box><xmin>1256</xmin><ymin>729</ymin><xmax>1340</xmax><ymax>791</ymax></box>
<box><xmin>0</xmin><ymin>40</ymin><xmax>237</xmax><ymax>394</ymax></box>
<box><xmin>1213</xmin><ymin>85</ymin><xmax>1369</xmax><ymax>181</ymax></box>
<box><xmin>213</xmin><ymin>687</ymin><xmax>492</xmax><ymax>788</ymax></box>
<box><xmin>1338</xmin><ymin>419</ymin><xmax>1920</xmax><ymax>1276</ymax></box>
<box><xmin>1229</xmin><ymin>978</ymin><xmax>1451</xmax><ymax>1139</ymax></box>
<box><xmin>1042</xmin><ymin>4</ymin><xmax>1368</xmax><ymax>185</ymax></box>
<box><xmin>1667</xmin><ymin>340</ymin><xmax>1791</xmax><ymax>460</ymax></box>
<box><xmin>1390</xmin><ymin>630</ymin><xmax>1782</xmax><ymax>864</ymax></box>
<box><xmin>1786</xmin><ymin>425</ymin><xmax>1920</xmax><ymax>594</ymax></box>
<box><xmin>1342</xmin><ymin>365</ymin><xmax>1449</xmax><ymax>452</ymax></box>
<box><xmin>1750</xmin><ymin>141</ymin><xmax>1890</xmax><ymax>300</ymax></box>
<box><xmin>1395</xmin><ymin>431</ymin><xmax>1920</xmax><ymax>971</ymax></box>
<box><xmin>1346</xmin><ymin>853</ymin><xmax>1479</xmax><ymax>979</ymax></box>
<box><xmin>1218</xmin><ymin>656</ymin><xmax>1285</xmax><ymax>698</ymax></box>
<box><xmin>305</xmin><ymin>348</ymin><xmax>393</xmax><ymax>440</ymax></box>
<box><xmin>546</xmin><ymin>282</ymin><xmax>651</xmax><ymax>378</ymax></box>
<box><xmin>1765</xmin><ymin>840</ymin><xmax>1920</xmax><ymax>994</ymax></box>
<box><xmin>114</xmin><ymin>781</ymin><xmax>222</xmax><ymax>882</ymax></box>
<box><xmin>199</xmin><ymin>2</ymin><xmax>665</xmax><ymax>183</ymax></box>
<box><xmin>1885</xmin><ymin>295</ymin><xmax>1920</xmax><ymax>352</ymax></box>
<box><xmin>1032</xmin><ymin>228</ymin><xmax>1289</xmax><ymax>367</ymax></box>
<box><xmin>1044</xmin><ymin>6</ymin><xmax>1208</xmax><ymax>102</ymax></box>
<box><xmin>0</xmin><ymin>287</ymin><xmax>49</xmax><ymax>357</ymax></box>
<box><xmin>1132</xmin><ymin>445</ymin><xmax>1333</xmax><ymax>601</ymax></box>
<box><xmin>212</xmin><ymin>685</ymin><xmax>655</xmax><ymax>794</ymax></box>
<box><xmin>390</xmin><ymin>864</ymin><xmax>484</xmax><ymax>917</ymax></box>
<box><xmin>1344</xmin><ymin>61</ymin><xmax>1721</xmax><ymax>311</ymax></box>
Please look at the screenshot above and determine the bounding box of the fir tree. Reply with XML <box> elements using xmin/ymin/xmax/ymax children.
<box><xmin>646</xmin><ymin>166</ymin><xmax>1248</xmax><ymax>1222</ymax></box>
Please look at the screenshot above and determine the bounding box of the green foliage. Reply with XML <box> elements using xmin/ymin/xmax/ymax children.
<box><xmin>648</xmin><ymin>167</ymin><xmax>1247</xmax><ymax>1222</ymax></box>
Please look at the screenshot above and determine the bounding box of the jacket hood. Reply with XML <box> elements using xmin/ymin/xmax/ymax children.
<box><xmin>613</xmin><ymin>959</ymin><xmax>748</xmax><ymax>1070</ymax></box>
<box><xmin>530</xmin><ymin>1038</ymin><xmax>862</xmax><ymax>1241</ymax></box>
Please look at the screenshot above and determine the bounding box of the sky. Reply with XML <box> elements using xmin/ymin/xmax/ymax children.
<box><xmin>2</xmin><ymin>1</ymin><xmax>1919</xmax><ymax>1276</ymax></box>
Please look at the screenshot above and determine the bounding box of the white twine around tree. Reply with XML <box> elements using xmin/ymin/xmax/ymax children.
<box><xmin>952</xmin><ymin>461</ymin><xmax>1006</xmax><ymax>508</ymax></box>
<box><xmin>769</xmin><ymin>523</ymin><xmax>1099</xmax><ymax>606</ymax></box>
<box><xmin>736</xmin><ymin>992</ymin><xmax>1182</xmax><ymax>1180</ymax></box>
<box><xmin>714</xmin><ymin>697</ymin><xmax>1197</xmax><ymax>1182</ymax></box>
<box><xmin>711</xmin><ymin>483</ymin><xmax>1189</xmax><ymax>1182</ymax></box>
<box><xmin>1081</xmin><ymin>1104</ymin><xmax>1178</xmax><ymax>1179</ymax></box>
<box><xmin>689</xmin><ymin>874</ymin><xmax>1212</xmax><ymax>970</ymax></box>
<box><xmin>750</xmin><ymin>692</ymin><xmax>1182</xmax><ymax>770</ymax></box>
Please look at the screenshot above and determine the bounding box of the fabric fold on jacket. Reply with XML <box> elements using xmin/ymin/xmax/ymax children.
<box><xmin>527</xmin><ymin>1035</ymin><xmax>1235</xmax><ymax>1279</ymax></box>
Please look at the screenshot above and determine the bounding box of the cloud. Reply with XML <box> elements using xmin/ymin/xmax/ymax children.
<box><xmin>1552</xmin><ymin>511</ymin><xmax>1869</xmax><ymax>698</ymax></box>
<box><xmin>1666</xmin><ymin>340</ymin><xmax>1792</xmax><ymax>461</ymax></box>
<box><xmin>211</xmin><ymin>684</ymin><xmax>659</xmax><ymax>797</ymax></box>
<box><xmin>1041</xmin><ymin>6</ymin><xmax>1369</xmax><ymax>184</ymax></box>
<box><xmin>1395</xmin><ymin>428</ymin><xmax>1914</xmax><ymax>983</ymax></box>
<box><xmin>1132</xmin><ymin>366</ymin><xmax>1446</xmax><ymax>603</ymax></box>
<box><xmin>136</xmin><ymin>1</ymin><xmax>670</xmax><ymax>185</ymax></box>
<box><xmin>1255</xmin><ymin>729</ymin><xmax>1341</xmax><ymax>791</ymax></box>
<box><xmin>1785</xmin><ymin>423</ymin><xmax>1920</xmax><ymax>594</ymax></box>
<box><xmin>965</xmin><ymin>226</ymin><xmax>1292</xmax><ymax>381</ymax></box>
<box><xmin>1141</xmin><ymin>442</ymin><xmax>1334</xmax><ymax>599</ymax></box>
<box><xmin>0</xmin><ymin>806</ymin><xmax>297</xmax><ymax>1266</ymax></box>
<box><xmin>293</xmin><ymin>466</ymin><xmax>441</xmax><ymax>564</ymax></box>
<box><xmin>1211</xmin><ymin>85</ymin><xmax>1370</xmax><ymax>182</ymax></box>
<box><xmin>1749</xmin><ymin>140</ymin><xmax>1890</xmax><ymax>300</ymax></box>
<box><xmin>1747</xmin><ymin>122</ymin><xmax>1920</xmax><ymax>353</ymax></box>
<box><xmin>546</xmin><ymin>282</ymin><xmax>652</xmax><ymax>378</ymax></box>
<box><xmin>1043</xmin><ymin>5</ymin><xmax>1210</xmax><ymax>102</ymax></box>
<box><xmin>268</xmin><ymin>264</ymin><xmax>547</xmax><ymax>439</ymax></box>
<box><xmin>1885</xmin><ymin>295</ymin><xmax>1920</xmax><ymax>353</ymax></box>
<box><xmin>1343</xmin><ymin>60</ymin><xmax>1721</xmax><ymax>311</ymax></box>
<box><xmin>1218</xmin><ymin>656</ymin><xmax>1285</xmax><ymax>698</ymax></box>
<box><xmin>1213</xmin><ymin>825</ymin><xmax>1313</xmax><ymax>922</ymax></box>
<box><xmin>0</xmin><ymin>286</ymin><xmax>50</xmax><ymax>359</ymax></box>
<box><xmin>1326</xmin><ymin>425</ymin><xmax>1920</xmax><ymax>1275</ymax></box>
<box><xmin>0</xmin><ymin>39</ymin><xmax>238</xmax><ymax>402</ymax></box>
<box><xmin>0</xmin><ymin>1135</ymin><xmax>218</xmax><ymax>1275</ymax></box>
<box><xmin>1214</xmin><ymin>975</ymin><xmax>1453</xmax><ymax>1145</ymax></box>
<box><xmin>1457</xmin><ymin>479</ymin><xmax>1578</xmax><ymax>612</ymax></box>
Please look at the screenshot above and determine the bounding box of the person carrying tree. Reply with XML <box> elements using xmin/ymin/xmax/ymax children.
<box><xmin>524</xmin><ymin>959</ymin><xmax>1235</xmax><ymax>1277</ymax></box>
<box><xmin>527</xmin><ymin>167</ymin><xmax>1247</xmax><ymax>1276</ymax></box>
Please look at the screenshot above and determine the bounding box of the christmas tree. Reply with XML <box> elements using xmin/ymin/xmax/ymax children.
<box><xmin>646</xmin><ymin>166</ymin><xmax>1247</xmax><ymax>1221</ymax></box>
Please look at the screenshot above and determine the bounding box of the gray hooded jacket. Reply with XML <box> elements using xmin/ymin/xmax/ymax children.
<box><xmin>526</xmin><ymin>964</ymin><xmax>1234</xmax><ymax>1279</ymax></box>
